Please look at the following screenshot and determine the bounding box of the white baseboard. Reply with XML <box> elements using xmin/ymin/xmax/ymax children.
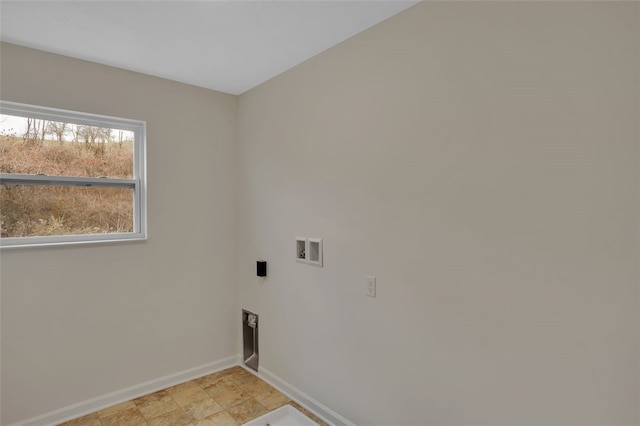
<box><xmin>247</xmin><ymin>365</ymin><xmax>355</xmax><ymax>426</ymax></box>
<box><xmin>8</xmin><ymin>356</ymin><xmax>353</xmax><ymax>426</ymax></box>
<box><xmin>8</xmin><ymin>355</ymin><xmax>241</xmax><ymax>426</ymax></box>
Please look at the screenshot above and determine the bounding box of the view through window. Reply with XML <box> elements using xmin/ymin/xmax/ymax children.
<box><xmin>0</xmin><ymin>101</ymin><xmax>146</xmax><ymax>247</ymax></box>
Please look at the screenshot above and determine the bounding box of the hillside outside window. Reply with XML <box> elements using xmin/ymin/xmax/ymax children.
<box><xmin>0</xmin><ymin>101</ymin><xmax>147</xmax><ymax>248</ymax></box>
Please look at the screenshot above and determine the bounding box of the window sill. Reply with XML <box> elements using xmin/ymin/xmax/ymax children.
<box><xmin>0</xmin><ymin>233</ymin><xmax>147</xmax><ymax>250</ymax></box>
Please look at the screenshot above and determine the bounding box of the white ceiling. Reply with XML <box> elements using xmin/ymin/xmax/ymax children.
<box><xmin>0</xmin><ymin>1</ymin><xmax>418</xmax><ymax>95</ymax></box>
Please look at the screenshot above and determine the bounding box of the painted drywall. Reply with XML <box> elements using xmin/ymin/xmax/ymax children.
<box><xmin>237</xmin><ymin>2</ymin><xmax>639</xmax><ymax>425</ymax></box>
<box><xmin>0</xmin><ymin>43</ymin><xmax>239</xmax><ymax>424</ymax></box>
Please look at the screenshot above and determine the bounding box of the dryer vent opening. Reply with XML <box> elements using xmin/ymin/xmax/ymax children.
<box><xmin>242</xmin><ymin>309</ymin><xmax>259</xmax><ymax>371</ymax></box>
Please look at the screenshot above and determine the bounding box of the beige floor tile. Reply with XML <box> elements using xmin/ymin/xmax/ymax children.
<box><xmin>194</xmin><ymin>411</ymin><xmax>239</xmax><ymax>426</ymax></box>
<box><xmin>171</xmin><ymin>386</ymin><xmax>211</xmax><ymax>408</ymax></box>
<box><xmin>97</xmin><ymin>400</ymin><xmax>138</xmax><ymax>419</ymax></box>
<box><xmin>165</xmin><ymin>380</ymin><xmax>200</xmax><ymax>395</ymax></box>
<box><xmin>253</xmin><ymin>388</ymin><xmax>291</xmax><ymax>410</ymax></box>
<box><xmin>225</xmin><ymin>399</ymin><xmax>269</xmax><ymax>424</ymax></box>
<box><xmin>224</xmin><ymin>366</ymin><xmax>247</xmax><ymax>375</ymax></box>
<box><xmin>226</xmin><ymin>370</ymin><xmax>261</xmax><ymax>387</ymax></box>
<box><xmin>57</xmin><ymin>412</ymin><xmax>102</xmax><ymax>426</ymax></box>
<box><xmin>180</xmin><ymin>397</ymin><xmax>224</xmax><ymax>420</ymax></box>
<box><xmin>134</xmin><ymin>390</ymin><xmax>180</xmax><ymax>420</ymax></box>
<box><xmin>146</xmin><ymin>408</ymin><xmax>194</xmax><ymax>426</ymax></box>
<box><xmin>203</xmin><ymin>377</ymin><xmax>252</xmax><ymax>409</ymax></box>
<box><xmin>239</xmin><ymin>379</ymin><xmax>275</xmax><ymax>397</ymax></box>
<box><xmin>58</xmin><ymin>366</ymin><xmax>331</xmax><ymax>426</ymax></box>
<box><xmin>213</xmin><ymin>376</ymin><xmax>242</xmax><ymax>390</ymax></box>
<box><xmin>101</xmin><ymin>407</ymin><xmax>148</xmax><ymax>426</ymax></box>
<box><xmin>194</xmin><ymin>370</ymin><xmax>234</xmax><ymax>388</ymax></box>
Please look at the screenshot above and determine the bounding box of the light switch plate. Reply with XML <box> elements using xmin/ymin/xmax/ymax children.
<box><xmin>366</xmin><ymin>276</ymin><xmax>376</xmax><ymax>297</ymax></box>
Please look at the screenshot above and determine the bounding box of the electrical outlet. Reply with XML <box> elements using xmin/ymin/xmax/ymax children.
<box><xmin>366</xmin><ymin>276</ymin><xmax>376</xmax><ymax>297</ymax></box>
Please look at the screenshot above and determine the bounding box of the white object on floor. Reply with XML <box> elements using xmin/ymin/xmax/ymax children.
<box><xmin>242</xmin><ymin>405</ymin><xmax>319</xmax><ymax>426</ymax></box>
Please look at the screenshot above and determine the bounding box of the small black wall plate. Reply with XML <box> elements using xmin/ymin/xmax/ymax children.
<box><xmin>257</xmin><ymin>261</ymin><xmax>267</xmax><ymax>277</ymax></box>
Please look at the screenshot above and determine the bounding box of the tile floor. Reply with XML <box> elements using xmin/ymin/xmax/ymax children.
<box><xmin>58</xmin><ymin>366</ymin><xmax>328</xmax><ymax>426</ymax></box>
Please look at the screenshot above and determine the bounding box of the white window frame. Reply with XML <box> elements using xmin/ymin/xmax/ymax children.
<box><xmin>0</xmin><ymin>101</ymin><xmax>147</xmax><ymax>248</ymax></box>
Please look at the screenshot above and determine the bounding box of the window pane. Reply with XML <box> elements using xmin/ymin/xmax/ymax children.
<box><xmin>1</xmin><ymin>184</ymin><xmax>133</xmax><ymax>237</ymax></box>
<box><xmin>0</xmin><ymin>114</ymin><xmax>134</xmax><ymax>178</ymax></box>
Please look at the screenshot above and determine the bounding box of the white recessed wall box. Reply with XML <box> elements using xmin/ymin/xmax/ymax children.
<box><xmin>307</xmin><ymin>238</ymin><xmax>323</xmax><ymax>267</ymax></box>
<box><xmin>295</xmin><ymin>237</ymin><xmax>323</xmax><ymax>267</ymax></box>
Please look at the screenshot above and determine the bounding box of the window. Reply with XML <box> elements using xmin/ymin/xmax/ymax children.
<box><xmin>0</xmin><ymin>101</ymin><xmax>146</xmax><ymax>248</ymax></box>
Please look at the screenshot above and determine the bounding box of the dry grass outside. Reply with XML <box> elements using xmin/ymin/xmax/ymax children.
<box><xmin>1</xmin><ymin>136</ymin><xmax>134</xmax><ymax>238</ymax></box>
<box><xmin>0</xmin><ymin>135</ymin><xmax>133</xmax><ymax>177</ymax></box>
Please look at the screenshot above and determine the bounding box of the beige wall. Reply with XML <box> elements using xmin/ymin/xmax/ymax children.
<box><xmin>2</xmin><ymin>2</ymin><xmax>639</xmax><ymax>425</ymax></box>
<box><xmin>0</xmin><ymin>43</ymin><xmax>239</xmax><ymax>424</ymax></box>
<box><xmin>237</xmin><ymin>2</ymin><xmax>639</xmax><ymax>425</ymax></box>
